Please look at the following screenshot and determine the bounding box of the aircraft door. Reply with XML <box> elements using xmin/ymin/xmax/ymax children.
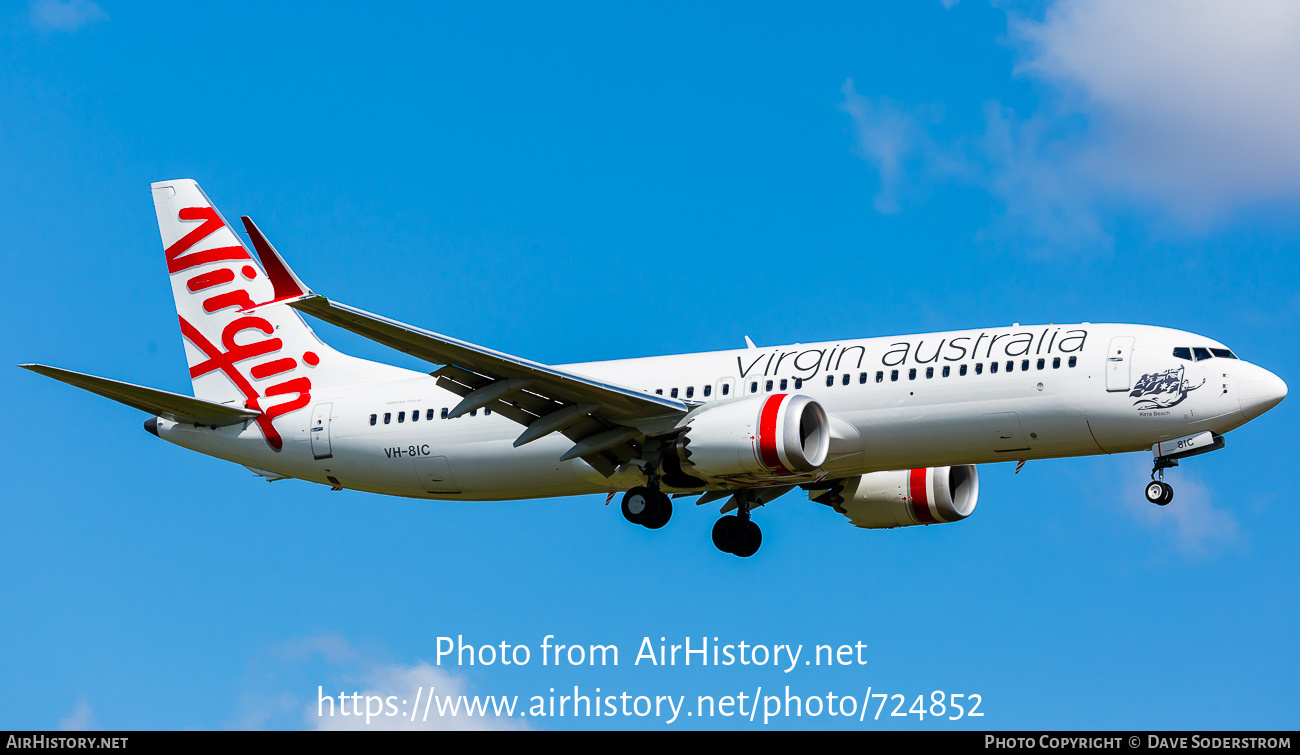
<box><xmin>310</xmin><ymin>403</ymin><xmax>333</xmax><ymax>460</ymax></box>
<box><xmin>714</xmin><ymin>377</ymin><xmax>735</xmax><ymax>400</ymax></box>
<box><xmin>1106</xmin><ymin>336</ymin><xmax>1135</xmax><ymax>392</ymax></box>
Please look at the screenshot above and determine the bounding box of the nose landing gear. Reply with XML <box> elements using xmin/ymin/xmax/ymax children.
<box><xmin>1145</xmin><ymin>456</ymin><xmax>1177</xmax><ymax>506</ymax></box>
<box><xmin>1143</xmin><ymin>432</ymin><xmax>1226</xmax><ymax>506</ymax></box>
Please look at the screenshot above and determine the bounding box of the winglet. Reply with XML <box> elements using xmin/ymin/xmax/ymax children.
<box><xmin>239</xmin><ymin>216</ymin><xmax>314</xmax><ymax>310</ymax></box>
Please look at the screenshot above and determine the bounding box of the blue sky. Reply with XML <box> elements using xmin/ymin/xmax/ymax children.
<box><xmin>2</xmin><ymin>0</ymin><xmax>1298</xmax><ymax>730</ymax></box>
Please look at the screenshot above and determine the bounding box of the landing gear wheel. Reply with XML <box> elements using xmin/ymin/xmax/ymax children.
<box><xmin>732</xmin><ymin>520</ymin><xmax>762</xmax><ymax>558</ymax></box>
<box><xmin>622</xmin><ymin>487</ymin><xmax>654</xmax><ymax>525</ymax></box>
<box><xmin>712</xmin><ymin>516</ymin><xmax>741</xmax><ymax>553</ymax></box>
<box><xmin>643</xmin><ymin>493</ymin><xmax>673</xmax><ymax>530</ymax></box>
<box><xmin>1145</xmin><ymin>481</ymin><xmax>1173</xmax><ymax>506</ymax></box>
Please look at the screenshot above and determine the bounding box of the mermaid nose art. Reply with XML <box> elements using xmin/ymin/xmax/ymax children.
<box><xmin>1239</xmin><ymin>366</ymin><xmax>1287</xmax><ymax>421</ymax></box>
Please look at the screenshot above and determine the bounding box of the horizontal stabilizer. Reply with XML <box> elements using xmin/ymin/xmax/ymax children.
<box><xmin>19</xmin><ymin>364</ymin><xmax>260</xmax><ymax>427</ymax></box>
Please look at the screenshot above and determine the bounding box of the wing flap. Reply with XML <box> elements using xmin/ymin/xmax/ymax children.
<box><xmin>20</xmin><ymin>364</ymin><xmax>260</xmax><ymax>427</ymax></box>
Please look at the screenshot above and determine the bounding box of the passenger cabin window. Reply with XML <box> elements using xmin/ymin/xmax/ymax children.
<box><xmin>484</xmin><ymin>407</ymin><xmax>491</xmax><ymax>416</ymax></box>
<box><xmin>412</xmin><ymin>409</ymin><xmax>419</xmax><ymax>422</ymax></box>
<box><xmin>959</xmin><ymin>364</ymin><xmax>968</xmax><ymax>376</ymax></box>
<box><xmin>427</xmin><ymin>409</ymin><xmax>435</xmax><ymax>420</ymax></box>
<box><xmin>859</xmin><ymin>372</ymin><xmax>868</xmax><ymax>384</ymax></box>
<box><xmin>890</xmin><ymin>370</ymin><xmax>899</xmax><ymax>381</ymax></box>
<box><xmin>655</xmin><ymin>389</ymin><xmax>663</xmax><ymax>395</ymax></box>
<box><xmin>942</xmin><ymin>366</ymin><xmax>950</xmax><ymax>377</ymax></box>
<box><xmin>704</xmin><ymin>385</ymin><xmax>712</xmax><ymax>397</ymax></box>
<box><xmin>908</xmin><ymin>368</ymin><xmax>917</xmax><ymax>380</ymax></box>
<box><xmin>925</xmin><ymin>367</ymin><xmax>934</xmax><ymax>379</ymax></box>
<box><xmin>470</xmin><ymin>409</ymin><xmax>477</xmax><ymax>417</ymax></box>
<box><xmin>398</xmin><ymin>411</ymin><xmax>405</xmax><ymax>423</ymax></box>
<box><xmin>369</xmin><ymin>414</ymin><xmax>377</xmax><ymax>426</ymax></box>
<box><xmin>826</xmin><ymin>375</ymin><xmax>834</xmax><ymax>387</ymax></box>
<box><xmin>686</xmin><ymin>386</ymin><xmax>694</xmax><ymax>398</ymax></box>
<box><xmin>794</xmin><ymin>378</ymin><xmax>803</xmax><ymax>389</ymax></box>
<box><xmin>722</xmin><ymin>384</ymin><xmax>731</xmax><ymax>396</ymax></box>
<box><xmin>1037</xmin><ymin>358</ymin><xmax>1045</xmax><ymax>370</ymax></box>
<box><xmin>990</xmin><ymin>362</ymin><xmax>999</xmax><ymax>374</ymax></box>
<box><xmin>765</xmin><ymin>380</ymin><xmax>774</xmax><ymax>392</ymax></box>
<box><xmin>1053</xmin><ymin>357</ymin><xmax>1061</xmax><ymax>369</ymax></box>
<box><xmin>779</xmin><ymin>379</ymin><xmax>787</xmax><ymax>391</ymax></box>
<box><xmin>842</xmin><ymin>373</ymin><xmax>850</xmax><ymax>386</ymax></box>
<box><xmin>1006</xmin><ymin>361</ymin><xmax>1014</xmax><ymax>372</ymax></box>
<box><xmin>441</xmin><ymin>408</ymin><xmax>448</xmax><ymax>419</ymax></box>
<box><xmin>384</xmin><ymin>412</ymin><xmax>391</xmax><ymax>424</ymax></box>
<box><xmin>876</xmin><ymin>371</ymin><xmax>884</xmax><ymax>383</ymax></box>
<box><xmin>750</xmin><ymin>381</ymin><xmax>758</xmax><ymax>393</ymax></box>
<box><xmin>1068</xmin><ymin>356</ymin><xmax>1077</xmax><ymax>367</ymax></box>
<box><xmin>1022</xmin><ymin>359</ymin><xmax>1030</xmax><ymax>371</ymax></box>
<box><xmin>670</xmin><ymin>388</ymin><xmax>679</xmax><ymax>398</ymax></box>
<box><xmin>1193</xmin><ymin>347</ymin><xmax>1212</xmax><ymax>361</ymax></box>
<box><xmin>975</xmin><ymin>363</ymin><xmax>983</xmax><ymax>374</ymax></box>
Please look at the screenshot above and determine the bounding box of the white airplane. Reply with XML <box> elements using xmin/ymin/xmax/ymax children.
<box><xmin>21</xmin><ymin>180</ymin><xmax>1288</xmax><ymax>557</ymax></box>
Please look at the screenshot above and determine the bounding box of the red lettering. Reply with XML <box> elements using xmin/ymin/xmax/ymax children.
<box><xmin>165</xmin><ymin>207</ymin><xmax>251</xmax><ymax>274</ymax></box>
<box><xmin>179</xmin><ymin>316</ymin><xmax>310</xmax><ymax>451</ymax></box>
<box><xmin>203</xmin><ymin>289</ymin><xmax>257</xmax><ymax>314</ymax></box>
<box><xmin>250</xmin><ymin>358</ymin><xmax>297</xmax><ymax>380</ymax></box>
<box><xmin>186</xmin><ymin>268</ymin><xmax>235</xmax><ymax>292</ymax></box>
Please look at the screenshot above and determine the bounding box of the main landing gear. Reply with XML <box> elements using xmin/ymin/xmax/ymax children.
<box><xmin>712</xmin><ymin>494</ymin><xmax>762</xmax><ymax>558</ymax></box>
<box><xmin>622</xmin><ymin>486</ymin><xmax>672</xmax><ymax>529</ymax></box>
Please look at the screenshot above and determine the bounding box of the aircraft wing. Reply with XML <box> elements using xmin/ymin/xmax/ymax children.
<box><xmin>19</xmin><ymin>364</ymin><xmax>260</xmax><ymax>427</ymax></box>
<box><xmin>240</xmin><ymin>217</ymin><xmax>689</xmax><ymax>476</ymax></box>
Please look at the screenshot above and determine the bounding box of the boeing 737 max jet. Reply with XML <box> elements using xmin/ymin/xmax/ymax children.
<box><xmin>20</xmin><ymin>180</ymin><xmax>1288</xmax><ymax>557</ymax></box>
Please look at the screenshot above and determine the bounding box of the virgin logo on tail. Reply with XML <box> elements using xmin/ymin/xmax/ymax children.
<box><xmin>167</xmin><ymin>206</ymin><xmax>314</xmax><ymax>450</ymax></box>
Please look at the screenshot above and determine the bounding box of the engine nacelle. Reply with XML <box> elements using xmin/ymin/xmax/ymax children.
<box><xmin>831</xmin><ymin>466</ymin><xmax>979</xmax><ymax>529</ymax></box>
<box><xmin>677</xmin><ymin>393</ymin><xmax>830</xmax><ymax>479</ymax></box>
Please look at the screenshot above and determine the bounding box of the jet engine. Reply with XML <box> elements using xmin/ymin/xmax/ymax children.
<box><xmin>819</xmin><ymin>465</ymin><xmax>979</xmax><ymax>529</ymax></box>
<box><xmin>675</xmin><ymin>393</ymin><xmax>830</xmax><ymax>479</ymax></box>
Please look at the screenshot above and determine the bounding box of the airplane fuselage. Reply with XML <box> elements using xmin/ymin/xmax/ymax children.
<box><xmin>154</xmin><ymin>322</ymin><xmax>1277</xmax><ymax>501</ymax></box>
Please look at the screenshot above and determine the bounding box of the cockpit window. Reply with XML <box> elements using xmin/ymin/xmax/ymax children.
<box><xmin>1211</xmin><ymin>348</ymin><xmax>1237</xmax><ymax>359</ymax></box>
<box><xmin>1193</xmin><ymin>347</ymin><xmax>1212</xmax><ymax>361</ymax></box>
<box><xmin>1172</xmin><ymin>347</ymin><xmax>1192</xmax><ymax>360</ymax></box>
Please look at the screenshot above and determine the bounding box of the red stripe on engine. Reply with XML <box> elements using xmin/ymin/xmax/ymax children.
<box><xmin>909</xmin><ymin>468</ymin><xmax>937</xmax><ymax>523</ymax></box>
<box><xmin>757</xmin><ymin>394</ymin><xmax>791</xmax><ymax>474</ymax></box>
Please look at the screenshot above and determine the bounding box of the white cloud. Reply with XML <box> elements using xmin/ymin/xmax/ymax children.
<box><xmin>840</xmin><ymin>79</ymin><xmax>954</xmax><ymax>215</ymax></box>
<box><xmin>1014</xmin><ymin>0</ymin><xmax>1300</xmax><ymax>223</ymax></box>
<box><xmin>29</xmin><ymin>0</ymin><xmax>108</xmax><ymax>32</ymax></box>
<box><xmin>842</xmin><ymin>1</ymin><xmax>1300</xmax><ymax>246</ymax></box>
<box><xmin>234</xmin><ymin>633</ymin><xmax>522</xmax><ymax>730</ymax></box>
<box><xmin>59</xmin><ymin>698</ymin><xmax>95</xmax><ymax>731</ymax></box>
<box><xmin>1116</xmin><ymin>457</ymin><xmax>1243</xmax><ymax>558</ymax></box>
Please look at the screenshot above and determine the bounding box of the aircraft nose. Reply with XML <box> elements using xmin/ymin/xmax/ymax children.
<box><xmin>1239</xmin><ymin>367</ymin><xmax>1287</xmax><ymax>421</ymax></box>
